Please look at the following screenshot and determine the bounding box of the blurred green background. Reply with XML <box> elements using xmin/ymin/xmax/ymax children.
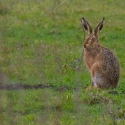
<box><xmin>0</xmin><ymin>0</ymin><xmax>125</xmax><ymax>124</ymax></box>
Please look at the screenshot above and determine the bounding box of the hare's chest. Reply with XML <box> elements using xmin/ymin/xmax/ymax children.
<box><xmin>84</xmin><ymin>54</ymin><xmax>95</xmax><ymax>70</ymax></box>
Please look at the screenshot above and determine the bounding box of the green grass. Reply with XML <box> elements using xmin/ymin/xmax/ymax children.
<box><xmin>0</xmin><ymin>0</ymin><xmax>125</xmax><ymax>124</ymax></box>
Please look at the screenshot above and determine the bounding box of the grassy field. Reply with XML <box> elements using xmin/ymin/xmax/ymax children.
<box><xmin>0</xmin><ymin>0</ymin><xmax>125</xmax><ymax>124</ymax></box>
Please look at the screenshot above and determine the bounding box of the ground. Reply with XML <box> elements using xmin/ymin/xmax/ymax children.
<box><xmin>0</xmin><ymin>0</ymin><xmax>125</xmax><ymax>124</ymax></box>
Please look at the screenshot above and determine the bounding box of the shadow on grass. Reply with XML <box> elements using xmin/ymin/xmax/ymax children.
<box><xmin>0</xmin><ymin>83</ymin><xmax>123</xmax><ymax>96</ymax></box>
<box><xmin>0</xmin><ymin>83</ymin><xmax>73</xmax><ymax>91</ymax></box>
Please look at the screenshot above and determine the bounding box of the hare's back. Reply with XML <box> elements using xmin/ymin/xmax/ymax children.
<box><xmin>102</xmin><ymin>48</ymin><xmax>119</xmax><ymax>70</ymax></box>
<box><xmin>99</xmin><ymin>47</ymin><xmax>120</xmax><ymax>83</ymax></box>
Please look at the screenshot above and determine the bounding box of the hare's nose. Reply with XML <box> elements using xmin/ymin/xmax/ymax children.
<box><xmin>83</xmin><ymin>45</ymin><xmax>86</xmax><ymax>48</ymax></box>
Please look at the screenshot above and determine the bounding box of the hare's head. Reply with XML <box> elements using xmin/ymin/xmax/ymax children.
<box><xmin>81</xmin><ymin>18</ymin><xmax>105</xmax><ymax>49</ymax></box>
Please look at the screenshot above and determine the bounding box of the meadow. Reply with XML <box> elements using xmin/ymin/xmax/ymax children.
<box><xmin>0</xmin><ymin>0</ymin><xmax>125</xmax><ymax>124</ymax></box>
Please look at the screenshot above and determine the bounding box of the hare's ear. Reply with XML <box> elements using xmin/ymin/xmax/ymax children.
<box><xmin>94</xmin><ymin>18</ymin><xmax>105</xmax><ymax>35</ymax></box>
<box><xmin>81</xmin><ymin>17</ymin><xmax>92</xmax><ymax>34</ymax></box>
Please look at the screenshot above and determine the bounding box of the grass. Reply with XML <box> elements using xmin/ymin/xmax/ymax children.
<box><xmin>0</xmin><ymin>0</ymin><xmax>125</xmax><ymax>124</ymax></box>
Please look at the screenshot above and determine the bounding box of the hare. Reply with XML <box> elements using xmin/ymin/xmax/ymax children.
<box><xmin>81</xmin><ymin>17</ymin><xmax>120</xmax><ymax>89</ymax></box>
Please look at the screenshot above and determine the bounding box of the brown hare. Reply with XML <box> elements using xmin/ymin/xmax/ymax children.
<box><xmin>81</xmin><ymin>17</ymin><xmax>120</xmax><ymax>89</ymax></box>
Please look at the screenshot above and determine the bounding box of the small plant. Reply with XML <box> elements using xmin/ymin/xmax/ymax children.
<box><xmin>0</xmin><ymin>2</ymin><xmax>9</xmax><ymax>14</ymax></box>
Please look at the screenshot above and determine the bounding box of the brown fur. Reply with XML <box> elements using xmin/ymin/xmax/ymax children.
<box><xmin>81</xmin><ymin>18</ymin><xmax>120</xmax><ymax>89</ymax></box>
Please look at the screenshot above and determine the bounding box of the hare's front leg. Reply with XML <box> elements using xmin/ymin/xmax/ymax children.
<box><xmin>86</xmin><ymin>81</ymin><xmax>100</xmax><ymax>90</ymax></box>
<box><xmin>90</xmin><ymin>63</ymin><xmax>103</xmax><ymax>89</ymax></box>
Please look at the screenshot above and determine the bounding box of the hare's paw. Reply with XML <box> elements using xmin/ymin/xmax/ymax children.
<box><xmin>86</xmin><ymin>84</ymin><xmax>94</xmax><ymax>91</ymax></box>
<box><xmin>92</xmin><ymin>85</ymin><xmax>101</xmax><ymax>90</ymax></box>
<box><xmin>86</xmin><ymin>84</ymin><xmax>101</xmax><ymax>91</ymax></box>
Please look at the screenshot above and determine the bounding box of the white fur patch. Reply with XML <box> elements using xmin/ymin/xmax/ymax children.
<box><xmin>93</xmin><ymin>81</ymin><xmax>97</xmax><ymax>87</ymax></box>
<box><xmin>93</xmin><ymin>73</ymin><xmax>104</xmax><ymax>87</ymax></box>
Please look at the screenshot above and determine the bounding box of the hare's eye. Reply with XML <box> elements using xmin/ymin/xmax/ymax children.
<box><xmin>90</xmin><ymin>37</ymin><xmax>94</xmax><ymax>41</ymax></box>
<box><xmin>91</xmin><ymin>36</ymin><xmax>96</xmax><ymax>41</ymax></box>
